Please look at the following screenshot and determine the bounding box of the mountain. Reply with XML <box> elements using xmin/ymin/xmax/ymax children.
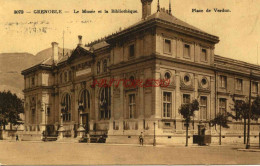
<box><xmin>0</xmin><ymin>48</ymin><xmax>71</xmax><ymax>99</ymax></box>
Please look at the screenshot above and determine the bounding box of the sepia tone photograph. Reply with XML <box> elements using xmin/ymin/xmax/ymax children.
<box><xmin>0</xmin><ymin>0</ymin><xmax>260</xmax><ymax>165</ymax></box>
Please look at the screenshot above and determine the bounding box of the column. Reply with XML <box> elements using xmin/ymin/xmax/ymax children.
<box><xmin>209</xmin><ymin>76</ymin><xmax>216</xmax><ymax>135</ymax></box>
<box><xmin>175</xmin><ymin>71</ymin><xmax>182</xmax><ymax>131</ymax></box>
<box><xmin>175</xmin><ymin>71</ymin><xmax>181</xmax><ymax>118</ymax></box>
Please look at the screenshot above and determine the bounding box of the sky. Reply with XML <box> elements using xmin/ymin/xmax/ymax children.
<box><xmin>0</xmin><ymin>0</ymin><xmax>260</xmax><ymax>64</ymax></box>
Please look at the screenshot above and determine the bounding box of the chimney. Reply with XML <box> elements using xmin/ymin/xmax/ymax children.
<box><xmin>78</xmin><ymin>35</ymin><xmax>83</xmax><ymax>46</ymax></box>
<box><xmin>51</xmin><ymin>42</ymin><xmax>59</xmax><ymax>64</ymax></box>
<box><xmin>141</xmin><ymin>0</ymin><xmax>153</xmax><ymax>19</ymax></box>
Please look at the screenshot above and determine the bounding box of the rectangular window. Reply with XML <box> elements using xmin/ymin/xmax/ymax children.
<box><xmin>200</xmin><ymin>96</ymin><xmax>207</xmax><ymax>120</ymax></box>
<box><xmin>31</xmin><ymin>109</ymin><xmax>35</xmax><ymax>124</ymax></box>
<box><xmin>235</xmin><ymin>78</ymin><xmax>243</xmax><ymax>91</ymax></box>
<box><xmin>163</xmin><ymin>92</ymin><xmax>172</xmax><ymax>118</ymax></box>
<box><xmin>129</xmin><ymin>44</ymin><xmax>135</xmax><ymax>58</ymax></box>
<box><xmin>219</xmin><ymin>98</ymin><xmax>227</xmax><ymax>115</ymax></box>
<box><xmin>252</xmin><ymin>82</ymin><xmax>258</xmax><ymax>93</ymax></box>
<box><xmin>47</xmin><ymin>107</ymin><xmax>51</xmax><ymax>116</ymax></box>
<box><xmin>201</xmin><ymin>48</ymin><xmax>207</xmax><ymax>62</ymax></box>
<box><xmin>184</xmin><ymin>44</ymin><xmax>191</xmax><ymax>58</ymax></box>
<box><xmin>31</xmin><ymin>77</ymin><xmax>35</xmax><ymax>87</ymax></box>
<box><xmin>164</xmin><ymin>39</ymin><xmax>171</xmax><ymax>53</ymax></box>
<box><xmin>63</xmin><ymin>113</ymin><xmax>71</xmax><ymax>122</ymax></box>
<box><xmin>129</xmin><ymin>94</ymin><xmax>136</xmax><ymax>119</ymax></box>
<box><xmin>220</xmin><ymin>75</ymin><xmax>227</xmax><ymax>88</ymax></box>
<box><xmin>183</xmin><ymin>94</ymin><xmax>191</xmax><ymax>104</ymax></box>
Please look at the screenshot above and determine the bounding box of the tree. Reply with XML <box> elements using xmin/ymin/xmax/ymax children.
<box><xmin>252</xmin><ymin>96</ymin><xmax>260</xmax><ymax>120</ymax></box>
<box><xmin>179</xmin><ymin>99</ymin><xmax>199</xmax><ymax>147</ymax></box>
<box><xmin>229</xmin><ymin>97</ymin><xmax>260</xmax><ymax>144</ymax></box>
<box><xmin>0</xmin><ymin>91</ymin><xmax>24</xmax><ymax>130</ymax></box>
<box><xmin>229</xmin><ymin>99</ymin><xmax>249</xmax><ymax>144</ymax></box>
<box><xmin>210</xmin><ymin>113</ymin><xmax>230</xmax><ymax>145</ymax></box>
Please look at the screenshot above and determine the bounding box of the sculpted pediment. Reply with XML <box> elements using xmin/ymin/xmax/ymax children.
<box><xmin>68</xmin><ymin>45</ymin><xmax>94</xmax><ymax>63</ymax></box>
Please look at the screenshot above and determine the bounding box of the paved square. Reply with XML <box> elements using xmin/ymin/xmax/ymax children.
<box><xmin>0</xmin><ymin>141</ymin><xmax>259</xmax><ymax>165</ymax></box>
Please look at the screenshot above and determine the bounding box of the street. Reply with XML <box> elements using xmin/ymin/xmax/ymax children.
<box><xmin>0</xmin><ymin>141</ymin><xmax>259</xmax><ymax>165</ymax></box>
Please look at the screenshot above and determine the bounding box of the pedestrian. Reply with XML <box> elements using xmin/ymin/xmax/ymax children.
<box><xmin>139</xmin><ymin>132</ymin><xmax>144</xmax><ymax>146</ymax></box>
<box><xmin>16</xmin><ymin>134</ymin><xmax>19</xmax><ymax>141</ymax></box>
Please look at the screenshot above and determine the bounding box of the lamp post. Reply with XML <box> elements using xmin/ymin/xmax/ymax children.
<box><xmin>45</xmin><ymin>104</ymin><xmax>47</xmax><ymax>142</ymax></box>
<box><xmin>60</xmin><ymin>104</ymin><xmax>66</xmax><ymax>128</ymax></box>
<box><xmin>58</xmin><ymin>104</ymin><xmax>66</xmax><ymax>140</ymax></box>
<box><xmin>246</xmin><ymin>71</ymin><xmax>252</xmax><ymax>149</ymax></box>
<box><xmin>153</xmin><ymin>122</ymin><xmax>156</xmax><ymax>146</ymax></box>
<box><xmin>77</xmin><ymin>101</ymin><xmax>85</xmax><ymax>139</ymax></box>
<box><xmin>41</xmin><ymin>102</ymin><xmax>51</xmax><ymax>142</ymax></box>
<box><xmin>78</xmin><ymin>101</ymin><xmax>84</xmax><ymax>128</ymax></box>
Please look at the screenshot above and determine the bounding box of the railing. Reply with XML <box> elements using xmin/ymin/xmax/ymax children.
<box><xmin>25</xmin><ymin>125</ymin><xmax>40</xmax><ymax>132</ymax></box>
<box><xmin>123</xmin><ymin>120</ymin><xmax>138</xmax><ymax>130</ymax></box>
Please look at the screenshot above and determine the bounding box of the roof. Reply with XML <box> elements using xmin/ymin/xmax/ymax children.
<box><xmin>21</xmin><ymin>48</ymin><xmax>72</xmax><ymax>75</ymax></box>
<box><xmin>38</xmin><ymin>49</ymin><xmax>71</xmax><ymax>66</ymax></box>
<box><xmin>107</xmin><ymin>11</ymin><xmax>219</xmax><ymax>43</ymax></box>
<box><xmin>91</xmin><ymin>41</ymin><xmax>109</xmax><ymax>50</ymax></box>
<box><xmin>134</xmin><ymin>11</ymin><xmax>206</xmax><ymax>33</ymax></box>
<box><xmin>215</xmin><ymin>55</ymin><xmax>260</xmax><ymax>71</ymax></box>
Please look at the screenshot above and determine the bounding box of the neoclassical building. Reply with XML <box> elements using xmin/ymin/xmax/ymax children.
<box><xmin>21</xmin><ymin>0</ymin><xmax>260</xmax><ymax>144</ymax></box>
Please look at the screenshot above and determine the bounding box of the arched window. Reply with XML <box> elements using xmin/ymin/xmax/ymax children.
<box><xmin>129</xmin><ymin>76</ymin><xmax>135</xmax><ymax>81</ymax></box>
<box><xmin>103</xmin><ymin>59</ymin><xmax>107</xmax><ymax>73</ymax></box>
<box><xmin>69</xmin><ymin>71</ymin><xmax>72</xmax><ymax>81</ymax></box>
<box><xmin>64</xmin><ymin>72</ymin><xmax>68</xmax><ymax>82</ymax></box>
<box><xmin>99</xmin><ymin>87</ymin><xmax>111</xmax><ymax>119</ymax></box>
<box><xmin>127</xmin><ymin>76</ymin><xmax>135</xmax><ymax>88</ymax></box>
<box><xmin>80</xmin><ymin>89</ymin><xmax>90</xmax><ymax>111</ymax></box>
<box><xmin>164</xmin><ymin>72</ymin><xmax>171</xmax><ymax>80</ymax></box>
<box><xmin>62</xmin><ymin>93</ymin><xmax>71</xmax><ymax>122</ymax></box>
<box><xmin>97</xmin><ymin>62</ymin><xmax>100</xmax><ymax>74</ymax></box>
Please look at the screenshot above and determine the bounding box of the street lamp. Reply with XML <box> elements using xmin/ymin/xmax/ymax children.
<box><xmin>60</xmin><ymin>103</ymin><xmax>66</xmax><ymax>125</ymax></box>
<box><xmin>246</xmin><ymin>71</ymin><xmax>252</xmax><ymax>149</ymax></box>
<box><xmin>57</xmin><ymin>103</ymin><xmax>66</xmax><ymax>140</ymax></box>
<box><xmin>153</xmin><ymin>122</ymin><xmax>156</xmax><ymax>146</ymax></box>
<box><xmin>41</xmin><ymin>102</ymin><xmax>51</xmax><ymax>142</ymax></box>
<box><xmin>45</xmin><ymin>104</ymin><xmax>47</xmax><ymax>142</ymax></box>
<box><xmin>77</xmin><ymin>101</ymin><xmax>85</xmax><ymax>139</ymax></box>
<box><xmin>78</xmin><ymin>101</ymin><xmax>84</xmax><ymax>128</ymax></box>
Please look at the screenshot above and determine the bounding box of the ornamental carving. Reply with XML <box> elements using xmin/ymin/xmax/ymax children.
<box><xmin>180</xmin><ymin>73</ymin><xmax>193</xmax><ymax>89</ymax></box>
<box><xmin>198</xmin><ymin>77</ymin><xmax>210</xmax><ymax>90</ymax></box>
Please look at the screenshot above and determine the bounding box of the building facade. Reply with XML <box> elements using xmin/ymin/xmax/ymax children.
<box><xmin>21</xmin><ymin>0</ymin><xmax>260</xmax><ymax>144</ymax></box>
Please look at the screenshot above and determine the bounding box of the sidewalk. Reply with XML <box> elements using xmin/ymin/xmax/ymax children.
<box><xmin>1</xmin><ymin>139</ymin><xmax>258</xmax><ymax>150</ymax></box>
<box><xmin>237</xmin><ymin>148</ymin><xmax>260</xmax><ymax>152</ymax></box>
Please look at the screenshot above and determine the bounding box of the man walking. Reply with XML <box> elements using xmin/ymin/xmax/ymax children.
<box><xmin>139</xmin><ymin>132</ymin><xmax>144</xmax><ymax>146</ymax></box>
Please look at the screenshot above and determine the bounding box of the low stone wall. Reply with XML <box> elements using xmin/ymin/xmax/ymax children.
<box><xmin>21</xmin><ymin>131</ymin><xmax>43</xmax><ymax>141</ymax></box>
<box><xmin>0</xmin><ymin>130</ymin><xmax>23</xmax><ymax>141</ymax></box>
<box><xmin>211</xmin><ymin>135</ymin><xmax>260</xmax><ymax>144</ymax></box>
<box><xmin>106</xmin><ymin>134</ymin><xmax>260</xmax><ymax>145</ymax></box>
<box><xmin>106</xmin><ymin>134</ymin><xmax>194</xmax><ymax>145</ymax></box>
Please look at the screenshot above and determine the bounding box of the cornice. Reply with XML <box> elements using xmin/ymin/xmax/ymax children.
<box><xmin>21</xmin><ymin>64</ymin><xmax>52</xmax><ymax>75</ymax></box>
<box><xmin>23</xmin><ymin>86</ymin><xmax>54</xmax><ymax>93</ymax></box>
